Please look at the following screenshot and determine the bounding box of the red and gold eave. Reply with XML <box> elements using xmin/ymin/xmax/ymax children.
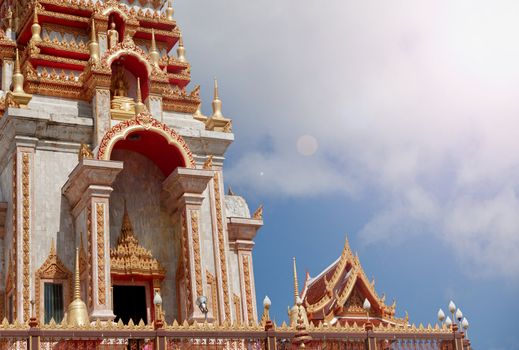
<box><xmin>301</xmin><ymin>239</ymin><xmax>406</xmax><ymax>327</ymax></box>
<box><xmin>0</xmin><ymin>0</ymin><xmax>199</xmax><ymax>113</ymax></box>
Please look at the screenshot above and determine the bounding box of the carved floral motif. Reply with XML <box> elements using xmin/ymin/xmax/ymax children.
<box><xmin>213</xmin><ymin>172</ymin><xmax>231</xmax><ymax>320</ymax></box>
<box><xmin>22</xmin><ymin>153</ymin><xmax>30</xmax><ymax>321</ymax></box>
<box><xmin>96</xmin><ymin>203</ymin><xmax>106</xmax><ymax>305</ymax></box>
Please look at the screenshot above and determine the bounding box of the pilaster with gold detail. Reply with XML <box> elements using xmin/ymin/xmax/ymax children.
<box><xmin>162</xmin><ymin>167</ymin><xmax>213</xmax><ymax>322</ymax></box>
<box><xmin>204</xmin><ymin>158</ymin><xmax>232</xmax><ymax>324</ymax></box>
<box><xmin>62</xmin><ymin>158</ymin><xmax>123</xmax><ymax>320</ymax></box>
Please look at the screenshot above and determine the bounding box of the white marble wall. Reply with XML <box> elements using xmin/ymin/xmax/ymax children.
<box><xmin>33</xmin><ymin>150</ymin><xmax>78</xmax><ymax>274</ymax></box>
<box><xmin>0</xmin><ymin>158</ymin><xmax>13</xmax><ymax>290</ymax></box>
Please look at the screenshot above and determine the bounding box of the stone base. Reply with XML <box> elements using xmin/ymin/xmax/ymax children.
<box><xmin>90</xmin><ymin>309</ymin><xmax>116</xmax><ymax>322</ymax></box>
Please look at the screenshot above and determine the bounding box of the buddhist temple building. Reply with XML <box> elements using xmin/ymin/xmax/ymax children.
<box><xmin>0</xmin><ymin>0</ymin><xmax>261</xmax><ymax>326</ymax></box>
<box><xmin>0</xmin><ymin>2</ymin><xmax>474</xmax><ymax>349</ymax></box>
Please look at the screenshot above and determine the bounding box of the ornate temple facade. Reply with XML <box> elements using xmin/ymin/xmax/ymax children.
<box><xmin>0</xmin><ymin>0</ymin><xmax>264</xmax><ymax>326</ymax></box>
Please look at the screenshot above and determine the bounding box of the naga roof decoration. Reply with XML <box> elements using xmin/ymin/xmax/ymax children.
<box><xmin>301</xmin><ymin>238</ymin><xmax>403</xmax><ymax>326</ymax></box>
<box><xmin>110</xmin><ymin>205</ymin><xmax>165</xmax><ymax>279</ymax></box>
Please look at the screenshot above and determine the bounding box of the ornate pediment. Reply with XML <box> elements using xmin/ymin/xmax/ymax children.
<box><xmin>110</xmin><ymin>206</ymin><xmax>165</xmax><ymax>279</ymax></box>
<box><xmin>36</xmin><ymin>240</ymin><xmax>72</xmax><ymax>280</ymax></box>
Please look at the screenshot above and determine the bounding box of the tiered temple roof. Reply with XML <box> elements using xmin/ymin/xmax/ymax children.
<box><xmin>300</xmin><ymin>239</ymin><xmax>406</xmax><ymax>327</ymax></box>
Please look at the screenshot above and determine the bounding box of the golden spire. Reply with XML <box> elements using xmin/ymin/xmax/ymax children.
<box><xmin>135</xmin><ymin>77</ymin><xmax>146</xmax><ymax>115</ymax></box>
<box><xmin>65</xmin><ymin>248</ymin><xmax>89</xmax><ymax>326</ymax></box>
<box><xmin>88</xmin><ymin>19</ymin><xmax>100</xmax><ymax>63</ymax></box>
<box><xmin>293</xmin><ymin>257</ymin><xmax>300</xmax><ymax>304</ymax></box>
<box><xmin>150</xmin><ymin>29</ymin><xmax>160</xmax><ymax>68</ymax></box>
<box><xmin>12</xmin><ymin>49</ymin><xmax>25</xmax><ymax>94</ymax></box>
<box><xmin>211</xmin><ymin>77</ymin><xmax>224</xmax><ymax>118</ymax></box>
<box><xmin>166</xmin><ymin>0</ymin><xmax>174</xmax><ymax>21</ymax></box>
<box><xmin>177</xmin><ymin>35</ymin><xmax>186</xmax><ymax>63</ymax></box>
<box><xmin>31</xmin><ymin>5</ymin><xmax>42</xmax><ymax>43</ymax></box>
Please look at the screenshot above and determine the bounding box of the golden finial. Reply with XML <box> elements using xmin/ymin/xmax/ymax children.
<box><xmin>293</xmin><ymin>257</ymin><xmax>299</xmax><ymax>304</ymax></box>
<box><xmin>211</xmin><ymin>77</ymin><xmax>224</xmax><ymax>118</ymax></box>
<box><xmin>88</xmin><ymin>19</ymin><xmax>100</xmax><ymax>63</ymax></box>
<box><xmin>177</xmin><ymin>35</ymin><xmax>186</xmax><ymax>62</ymax></box>
<box><xmin>135</xmin><ymin>77</ymin><xmax>146</xmax><ymax>115</ymax></box>
<box><xmin>12</xmin><ymin>49</ymin><xmax>24</xmax><ymax>94</ymax></box>
<box><xmin>150</xmin><ymin>29</ymin><xmax>160</xmax><ymax>68</ymax></box>
<box><xmin>166</xmin><ymin>0</ymin><xmax>174</xmax><ymax>21</ymax></box>
<box><xmin>31</xmin><ymin>5</ymin><xmax>42</xmax><ymax>43</ymax></box>
<box><xmin>65</xmin><ymin>248</ymin><xmax>89</xmax><ymax>326</ymax></box>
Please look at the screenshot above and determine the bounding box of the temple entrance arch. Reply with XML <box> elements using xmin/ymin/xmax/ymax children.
<box><xmin>96</xmin><ymin>116</ymin><xmax>195</xmax><ymax>323</ymax></box>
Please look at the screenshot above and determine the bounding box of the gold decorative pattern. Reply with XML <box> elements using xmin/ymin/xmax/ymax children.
<box><xmin>87</xmin><ymin>206</ymin><xmax>93</xmax><ymax>308</ymax></box>
<box><xmin>110</xmin><ymin>208</ymin><xmax>165</xmax><ymax>278</ymax></box>
<box><xmin>242</xmin><ymin>255</ymin><xmax>253</xmax><ymax>323</ymax></box>
<box><xmin>11</xmin><ymin>154</ymin><xmax>17</xmax><ymax>321</ymax></box>
<box><xmin>96</xmin><ymin>113</ymin><xmax>195</xmax><ymax>168</ymax></box>
<box><xmin>95</xmin><ymin>203</ymin><xmax>105</xmax><ymax>305</ymax></box>
<box><xmin>190</xmin><ymin>210</ymin><xmax>203</xmax><ymax>297</ymax></box>
<box><xmin>180</xmin><ymin>210</ymin><xmax>192</xmax><ymax>313</ymax></box>
<box><xmin>22</xmin><ymin>153</ymin><xmax>30</xmax><ymax>321</ymax></box>
<box><xmin>34</xmin><ymin>242</ymin><xmax>73</xmax><ymax>321</ymax></box>
<box><xmin>233</xmin><ymin>294</ymin><xmax>241</xmax><ymax>325</ymax></box>
<box><xmin>206</xmin><ymin>271</ymin><xmax>219</xmax><ymax>323</ymax></box>
<box><xmin>213</xmin><ymin>172</ymin><xmax>231</xmax><ymax>320</ymax></box>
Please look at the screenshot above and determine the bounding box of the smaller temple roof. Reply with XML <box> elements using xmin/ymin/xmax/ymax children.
<box><xmin>300</xmin><ymin>238</ymin><xmax>403</xmax><ymax>326</ymax></box>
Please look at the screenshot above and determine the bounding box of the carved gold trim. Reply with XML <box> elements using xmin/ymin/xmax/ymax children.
<box><xmin>87</xmin><ymin>206</ymin><xmax>93</xmax><ymax>308</ymax></box>
<box><xmin>213</xmin><ymin>172</ymin><xmax>231</xmax><ymax>320</ymax></box>
<box><xmin>233</xmin><ymin>294</ymin><xmax>241</xmax><ymax>325</ymax></box>
<box><xmin>206</xmin><ymin>271</ymin><xmax>219</xmax><ymax>323</ymax></box>
<box><xmin>11</xmin><ymin>154</ymin><xmax>17</xmax><ymax>320</ymax></box>
<box><xmin>21</xmin><ymin>153</ymin><xmax>30</xmax><ymax>321</ymax></box>
<box><xmin>34</xmin><ymin>242</ymin><xmax>73</xmax><ymax>322</ymax></box>
<box><xmin>242</xmin><ymin>255</ymin><xmax>253</xmax><ymax>324</ymax></box>
<box><xmin>180</xmin><ymin>210</ymin><xmax>192</xmax><ymax>314</ymax></box>
<box><xmin>190</xmin><ymin>210</ymin><xmax>203</xmax><ymax>297</ymax></box>
<box><xmin>97</xmin><ymin>113</ymin><xmax>195</xmax><ymax>168</ymax></box>
<box><xmin>96</xmin><ymin>203</ymin><xmax>105</xmax><ymax>305</ymax></box>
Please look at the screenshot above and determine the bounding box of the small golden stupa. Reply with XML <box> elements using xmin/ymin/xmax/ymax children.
<box><xmin>65</xmin><ymin>248</ymin><xmax>90</xmax><ymax>326</ymax></box>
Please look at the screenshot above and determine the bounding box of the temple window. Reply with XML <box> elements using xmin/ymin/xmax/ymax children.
<box><xmin>43</xmin><ymin>282</ymin><xmax>64</xmax><ymax>324</ymax></box>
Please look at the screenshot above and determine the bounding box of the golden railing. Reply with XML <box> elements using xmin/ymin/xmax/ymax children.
<box><xmin>0</xmin><ymin>318</ymin><xmax>472</xmax><ymax>350</ymax></box>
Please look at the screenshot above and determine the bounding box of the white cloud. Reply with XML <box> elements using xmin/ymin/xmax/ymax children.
<box><xmin>176</xmin><ymin>0</ymin><xmax>519</xmax><ymax>278</ymax></box>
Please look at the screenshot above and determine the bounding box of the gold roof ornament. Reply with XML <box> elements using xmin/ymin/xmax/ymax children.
<box><xmin>211</xmin><ymin>77</ymin><xmax>223</xmax><ymax>119</ymax></box>
<box><xmin>78</xmin><ymin>143</ymin><xmax>94</xmax><ymax>161</ymax></box>
<box><xmin>6</xmin><ymin>49</ymin><xmax>32</xmax><ymax>108</ymax></box>
<box><xmin>135</xmin><ymin>77</ymin><xmax>146</xmax><ymax>115</ymax></box>
<box><xmin>252</xmin><ymin>204</ymin><xmax>263</xmax><ymax>220</ymax></box>
<box><xmin>150</xmin><ymin>29</ymin><xmax>160</xmax><ymax>69</ymax></box>
<box><xmin>65</xmin><ymin>248</ymin><xmax>90</xmax><ymax>326</ymax></box>
<box><xmin>88</xmin><ymin>19</ymin><xmax>100</xmax><ymax>64</ymax></box>
<box><xmin>177</xmin><ymin>35</ymin><xmax>186</xmax><ymax>63</ymax></box>
<box><xmin>166</xmin><ymin>1</ymin><xmax>174</xmax><ymax>21</ymax></box>
<box><xmin>110</xmin><ymin>203</ymin><xmax>165</xmax><ymax>278</ymax></box>
<box><xmin>31</xmin><ymin>5</ymin><xmax>42</xmax><ymax>43</ymax></box>
<box><xmin>289</xmin><ymin>257</ymin><xmax>309</xmax><ymax>327</ymax></box>
<box><xmin>206</xmin><ymin>78</ymin><xmax>232</xmax><ymax>132</ymax></box>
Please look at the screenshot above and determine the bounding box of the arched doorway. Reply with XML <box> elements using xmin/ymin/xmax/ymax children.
<box><xmin>99</xmin><ymin>121</ymin><xmax>193</xmax><ymax>324</ymax></box>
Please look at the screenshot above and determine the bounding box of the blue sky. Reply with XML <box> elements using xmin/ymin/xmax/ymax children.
<box><xmin>174</xmin><ymin>1</ymin><xmax>519</xmax><ymax>348</ymax></box>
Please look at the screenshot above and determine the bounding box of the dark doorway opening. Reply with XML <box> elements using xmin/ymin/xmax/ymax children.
<box><xmin>113</xmin><ymin>285</ymin><xmax>147</xmax><ymax>325</ymax></box>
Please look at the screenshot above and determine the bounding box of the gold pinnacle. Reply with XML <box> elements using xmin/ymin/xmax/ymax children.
<box><xmin>293</xmin><ymin>257</ymin><xmax>300</xmax><ymax>304</ymax></box>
